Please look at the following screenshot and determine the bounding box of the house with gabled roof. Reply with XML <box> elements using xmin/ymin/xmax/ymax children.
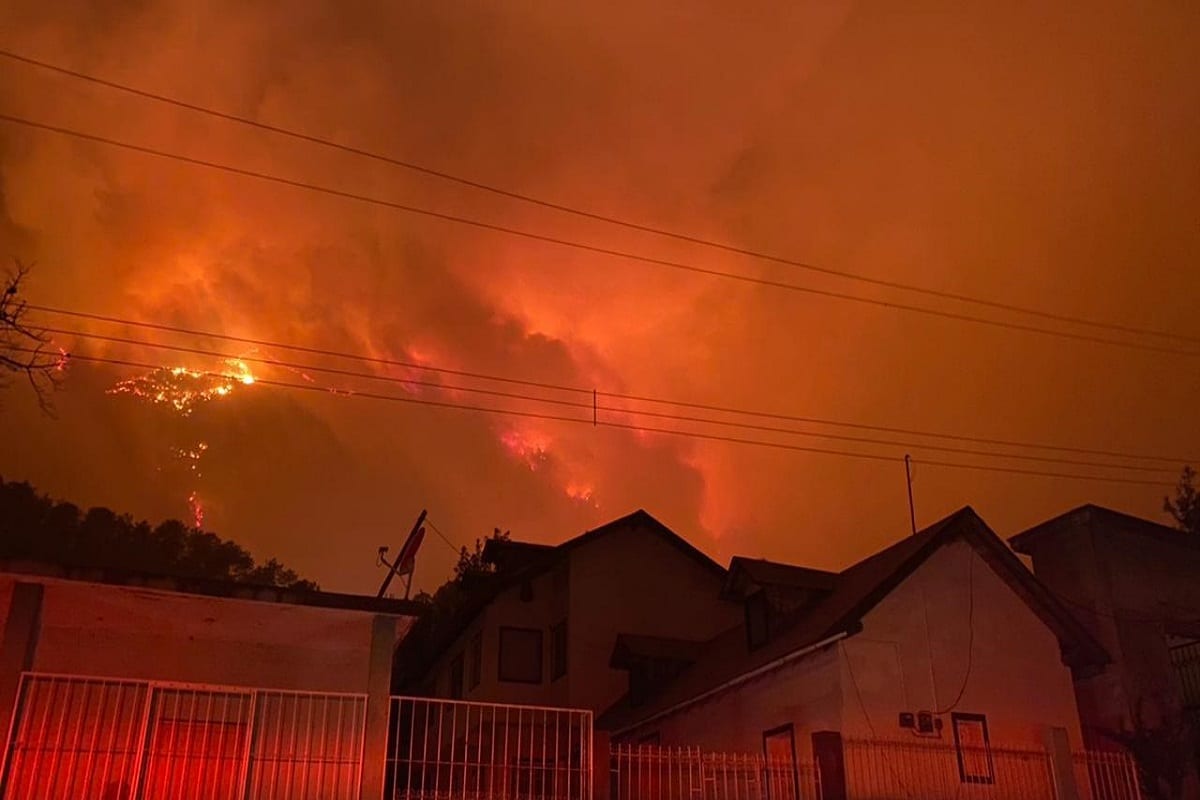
<box><xmin>395</xmin><ymin>510</ymin><xmax>743</xmax><ymax>714</ymax></box>
<box><xmin>598</xmin><ymin>507</ymin><xmax>1108</xmax><ymax>761</ymax></box>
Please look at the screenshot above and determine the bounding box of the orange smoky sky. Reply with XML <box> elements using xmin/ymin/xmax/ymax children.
<box><xmin>1</xmin><ymin>2</ymin><xmax>1198</xmax><ymax>593</ymax></box>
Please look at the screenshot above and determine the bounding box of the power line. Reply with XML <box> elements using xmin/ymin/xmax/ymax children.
<box><xmin>28</xmin><ymin>304</ymin><xmax>1197</xmax><ymax>465</ymax></box>
<box><xmin>423</xmin><ymin>518</ymin><xmax>461</xmax><ymax>556</ymax></box>
<box><xmin>3</xmin><ymin>111</ymin><xmax>1199</xmax><ymax>359</ymax></box>
<box><xmin>4</xmin><ymin>343</ymin><xmax>1176</xmax><ymax>487</ymax></box>
<box><xmin>4</xmin><ymin>47</ymin><xmax>1194</xmax><ymax>346</ymax></box>
<box><xmin>35</xmin><ymin>324</ymin><xmax>1181</xmax><ymax>474</ymax></box>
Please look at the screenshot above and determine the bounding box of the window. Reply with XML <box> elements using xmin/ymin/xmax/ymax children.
<box><xmin>468</xmin><ymin>632</ymin><xmax>482</xmax><ymax>690</ymax></box>
<box><xmin>746</xmin><ymin>590</ymin><xmax>769</xmax><ymax>650</ymax></box>
<box><xmin>762</xmin><ymin>724</ymin><xmax>798</xmax><ymax>800</ymax></box>
<box><xmin>951</xmin><ymin>713</ymin><xmax>994</xmax><ymax>784</ymax></box>
<box><xmin>449</xmin><ymin>653</ymin><xmax>465</xmax><ymax>699</ymax></box>
<box><xmin>551</xmin><ymin>620</ymin><xmax>568</xmax><ymax>680</ymax></box>
<box><xmin>499</xmin><ymin>626</ymin><xmax>543</xmax><ymax>683</ymax></box>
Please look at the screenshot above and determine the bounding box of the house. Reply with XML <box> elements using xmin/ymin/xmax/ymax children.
<box><xmin>0</xmin><ymin>559</ymin><xmax>424</xmax><ymax>798</ymax></box>
<box><xmin>395</xmin><ymin>510</ymin><xmax>742</xmax><ymax>715</ymax></box>
<box><xmin>1010</xmin><ymin>504</ymin><xmax>1200</xmax><ymax>791</ymax></box>
<box><xmin>598</xmin><ymin>507</ymin><xmax>1108</xmax><ymax>767</ymax></box>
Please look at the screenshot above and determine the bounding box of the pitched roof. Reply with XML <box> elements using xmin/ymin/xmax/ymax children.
<box><xmin>610</xmin><ymin>634</ymin><xmax>708</xmax><ymax>669</ymax></box>
<box><xmin>1010</xmin><ymin>503</ymin><xmax>1195</xmax><ymax>554</ymax></box>
<box><xmin>598</xmin><ymin>507</ymin><xmax>1108</xmax><ymax>733</ymax></box>
<box><xmin>395</xmin><ymin>509</ymin><xmax>725</xmax><ymax>688</ymax></box>
<box><xmin>722</xmin><ymin>557</ymin><xmax>837</xmax><ymax>598</ymax></box>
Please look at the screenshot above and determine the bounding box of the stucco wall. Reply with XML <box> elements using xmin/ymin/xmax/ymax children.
<box><xmin>1022</xmin><ymin>519</ymin><xmax>1200</xmax><ymax>736</ymax></box>
<box><xmin>2</xmin><ymin>575</ymin><xmax>404</xmax><ymax>693</ymax></box>
<box><xmin>429</xmin><ymin>519</ymin><xmax>739</xmax><ymax>714</ymax></box>
<box><xmin>844</xmin><ymin>539</ymin><xmax>1085</xmax><ymax>750</ymax></box>
<box><xmin>434</xmin><ymin>558</ymin><xmax>572</xmax><ymax>707</ymax></box>
<box><xmin>619</xmin><ymin>643</ymin><xmax>842</xmax><ymax>759</ymax></box>
<box><xmin>616</xmin><ymin>538</ymin><xmax>1085</xmax><ymax>757</ymax></box>
<box><xmin>566</xmin><ymin>523</ymin><xmax>740</xmax><ymax>712</ymax></box>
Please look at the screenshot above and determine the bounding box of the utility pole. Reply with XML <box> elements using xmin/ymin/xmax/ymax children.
<box><xmin>904</xmin><ymin>454</ymin><xmax>917</xmax><ymax>535</ymax></box>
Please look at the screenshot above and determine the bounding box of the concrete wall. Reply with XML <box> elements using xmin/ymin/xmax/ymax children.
<box><xmin>0</xmin><ymin>575</ymin><xmax>407</xmax><ymax>694</ymax></box>
<box><xmin>428</xmin><ymin>520</ymin><xmax>739</xmax><ymax>715</ymax></box>
<box><xmin>618</xmin><ymin>643</ymin><xmax>843</xmax><ymax>760</ymax></box>
<box><xmin>566</xmin><ymin>523</ymin><xmax>740</xmax><ymax>712</ymax></box>
<box><xmin>844</xmin><ymin>539</ymin><xmax>1085</xmax><ymax>750</ymax></box>
<box><xmin>1021</xmin><ymin>519</ymin><xmax>1200</xmax><ymax>735</ymax></box>
<box><xmin>434</xmin><ymin>558</ymin><xmax>572</xmax><ymax>707</ymax></box>
<box><xmin>617</xmin><ymin>539</ymin><xmax>1084</xmax><ymax>757</ymax></box>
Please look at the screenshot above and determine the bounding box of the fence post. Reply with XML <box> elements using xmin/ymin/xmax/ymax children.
<box><xmin>1043</xmin><ymin>726</ymin><xmax>1080</xmax><ymax>800</ymax></box>
<box><xmin>594</xmin><ymin>730</ymin><xmax>611</xmax><ymax>800</ymax></box>
<box><xmin>0</xmin><ymin>582</ymin><xmax>43</xmax><ymax>750</ymax></box>
<box><xmin>811</xmin><ymin>731</ymin><xmax>847</xmax><ymax>800</ymax></box>
<box><xmin>361</xmin><ymin>615</ymin><xmax>400</xmax><ymax>800</ymax></box>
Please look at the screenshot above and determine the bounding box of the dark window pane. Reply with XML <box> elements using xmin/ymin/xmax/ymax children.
<box><xmin>499</xmin><ymin>627</ymin><xmax>543</xmax><ymax>684</ymax></box>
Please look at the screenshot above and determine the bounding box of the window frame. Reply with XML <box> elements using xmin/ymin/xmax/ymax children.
<box><xmin>951</xmin><ymin>712</ymin><xmax>995</xmax><ymax>785</ymax></box>
<box><xmin>551</xmin><ymin>619</ymin><xmax>568</xmax><ymax>681</ymax></box>
<box><xmin>498</xmin><ymin>625</ymin><xmax>544</xmax><ymax>684</ymax></box>
<box><xmin>761</xmin><ymin>723</ymin><xmax>799</xmax><ymax>800</ymax></box>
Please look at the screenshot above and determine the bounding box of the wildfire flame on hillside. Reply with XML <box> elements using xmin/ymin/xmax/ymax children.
<box><xmin>107</xmin><ymin>359</ymin><xmax>256</xmax><ymax>415</ymax></box>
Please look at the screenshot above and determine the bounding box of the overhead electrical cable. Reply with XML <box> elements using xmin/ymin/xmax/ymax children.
<box><xmin>2</xmin><ymin>344</ymin><xmax>1177</xmax><ymax>488</ymax></box>
<box><xmin>27</xmin><ymin>305</ymin><xmax>1197</xmax><ymax>466</ymax></box>
<box><xmin>2</xmin><ymin>112</ymin><xmax>1199</xmax><ymax>358</ymax></box>
<box><xmin>2</xmin><ymin>47</ymin><xmax>1195</xmax><ymax>345</ymax></box>
<box><xmin>34</xmin><ymin>324</ymin><xmax>1181</xmax><ymax>475</ymax></box>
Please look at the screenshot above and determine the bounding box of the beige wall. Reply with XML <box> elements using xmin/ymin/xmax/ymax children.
<box><xmin>844</xmin><ymin>539</ymin><xmax>1085</xmax><ymax>750</ymax></box>
<box><xmin>1</xmin><ymin>575</ymin><xmax>408</xmax><ymax>694</ymax></box>
<box><xmin>617</xmin><ymin>539</ymin><xmax>1085</xmax><ymax>756</ymax></box>
<box><xmin>566</xmin><ymin>524</ymin><xmax>740</xmax><ymax>712</ymax></box>
<box><xmin>618</xmin><ymin>643</ymin><xmax>843</xmax><ymax>760</ymax></box>
<box><xmin>1022</xmin><ymin>521</ymin><xmax>1200</xmax><ymax>735</ymax></box>
<box><xmin>429</xmin><ymin>520</ymin><xmax>740</xmax><ymax>714</ymax></box>
<box><xmin>435</xmin><ymin>558</ymin><xmax>572</xmax><ymax>707</ymax></box>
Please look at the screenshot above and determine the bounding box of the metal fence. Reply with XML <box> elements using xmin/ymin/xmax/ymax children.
<box><xmin>842</xmin><ymin>738</ymin><xmax>1056</xmax><ymax>799</ymax></box>
<box><xmin>385</xmin><ymin>696</ymin><xmax>593</xmax><ymax>800</ymax></box>
<box><xmin>1071</xmin><ymin>750</ymin><xmax>1141</xmax><ymax>800</ymax></box>
<box><xmin>609</xmin><ymin>744</ymin><xmax>821</xmax><ymax>800</ymax></box>
<box><xmin>0</xmin><ymin>672</ymin><xmax>367</xmax><ymax>800</ymax></box>
<box><xmin>840</xmin><ymin>738</ymin><xmax>1141</xmax><ymax>800</ymax></box>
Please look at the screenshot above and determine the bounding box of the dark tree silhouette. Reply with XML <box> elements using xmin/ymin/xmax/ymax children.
<box><xmin>411</xmin><ymin>527</ymin><xmax>510</xmax><ymax>622</ymax></box>
<box><xmin>1</xmin><ymin>261</ymin><xmax>62</xmax><ymax>412</ymax></box>
<box><xmin>1165</xmin><ymin>466</ymin><xmax>1200</xmax><ymax>535</ymax></box>
<box><xmin>396</xmin><ymin>528</ymin><xmax>510</xmax><ymax>689</ymax></box>
<box><xmin>0</xmin><ymin>476</ymin><xmax>317</xmax><ymax>590</ymax></box>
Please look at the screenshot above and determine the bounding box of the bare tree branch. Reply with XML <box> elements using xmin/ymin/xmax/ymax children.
<box><xmin>1</xmin><ymin>259</ymin><xmax>65</xmax><ymax>414</ymax></box>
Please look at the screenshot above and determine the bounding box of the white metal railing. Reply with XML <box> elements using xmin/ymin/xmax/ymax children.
<box><xmin>609</xmin><ymin>744</ymin><xmax>821</xmax><ymax>800</ymax></box>
<box><xmin>1071</xmin><ymin>750</ymin><xmax>1141</xmax><ymax>800</ymax></box>
<box><xmin>842</xmin><ymin>737</ymin><xmax>1056</xmax><ymax>799</ymax></box>
<box><xmin>0</xmin><ymin>672</ymin><xmax>367</xmax><ymax>799</ymax></box>
<box><xmin>385</xmin><ymin>696</ymin><xmax>593</xmax><ymax>800</ymax></box>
